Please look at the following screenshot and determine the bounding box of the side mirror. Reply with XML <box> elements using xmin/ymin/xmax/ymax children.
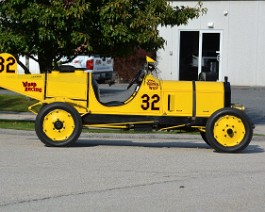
<box><xmin>146</xmin><ymin>56</ymin><xmax>156</xmax><ymax>72</ymax></box>
<box><xmin>148</xmin><ymin>63</ymin><xmax>155</xmax><ymax>72</ymax></box>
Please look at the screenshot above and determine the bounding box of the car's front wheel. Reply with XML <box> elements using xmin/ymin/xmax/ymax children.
<box><xmin>205</xmin><ymin>108</ymin><xmax>253</xmax><ymax>153</ymax></box>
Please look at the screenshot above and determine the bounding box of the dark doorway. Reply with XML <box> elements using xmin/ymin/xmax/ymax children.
<box><xmin>179</xmin><ymin>31</ymin><xmax>199</xmax><ymax>80</ymax></box>
<box><xmin>201</xmin><ymin>33</ymin><xmax>220</xmax><ymax>79</ymax></box>
<box><xmin>179</xmin><ymin>31</ymin><xmax>221</xmax><ymax>81</ymax></box>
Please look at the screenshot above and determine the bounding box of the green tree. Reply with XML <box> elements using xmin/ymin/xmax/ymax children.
<box><xmin>0</xmin><ymin>0</ymin><xmax>205</xmax><ymax>73</ymax></box>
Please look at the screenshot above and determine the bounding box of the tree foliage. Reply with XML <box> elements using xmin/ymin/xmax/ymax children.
<box><xmin>0</xmin><ymin>0</ymin><xmax>205</xmax><ymax>72</ymax></box>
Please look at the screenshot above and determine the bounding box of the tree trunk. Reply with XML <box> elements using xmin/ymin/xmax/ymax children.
<box><xmin>38</xmin><ymin>52</ymin><xmax>53</xmax><ymax>73</ymax></box>
<box><xmin>14</xmin><ymin>55</ymin><xmax>30</xmax><ymax>74</ymax></box>
<box><xmin>17</xmin><ymin>60</ymin><xmax>31</xmax><ymax>74</ymax></box>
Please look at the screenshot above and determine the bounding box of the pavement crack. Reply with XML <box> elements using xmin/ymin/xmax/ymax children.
<box><xmin>0</xmin><ymin>178</ymin><xmax>182</xmax><ymax>208</ymax></box>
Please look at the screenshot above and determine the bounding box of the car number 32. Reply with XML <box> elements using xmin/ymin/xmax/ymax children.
<box><xmin>0</xmin><ymin>55</ymin><xmax>16</xmax><ymax>73</ymax></box>
<box><xmin>141</xmin><ymin>94</ymin><xmax>160</xmax><ymax>110</ymax></box>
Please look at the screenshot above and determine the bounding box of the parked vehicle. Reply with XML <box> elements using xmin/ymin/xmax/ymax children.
<box><xmin>59</xmin><ymin>55</ymin><xmax>114</xmax><ymax>84</ymax></box>
<box><xmin>0</xmin><ymin>53</ymin><xmax>254</xmax><ymax>153</ymax></box>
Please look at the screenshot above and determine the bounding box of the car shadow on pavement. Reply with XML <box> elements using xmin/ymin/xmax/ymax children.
<box><xmin>242</xmin><ymin>145</ymin><xmax>264</xmax><ymax>154</ymax></box>
<box><xmin>75</xmin><ymin>138</ymin><xmax>211</xmax><ymax>149</ymax></box>
<box><xmin>73</xmin><ymin>139</ymin><xmax>264</xmax><ymax>153</ymax></box>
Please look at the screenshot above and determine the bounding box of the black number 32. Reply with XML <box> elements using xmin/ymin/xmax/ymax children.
<box><xmin>0</xmin><ymin>56</ymin><xmax>16</xmax><ymax>73</ymax></box>
<box><xmin>141</xmin><ymin>94</ymin><xmax>160</xmax><ymax>110</ymax></box>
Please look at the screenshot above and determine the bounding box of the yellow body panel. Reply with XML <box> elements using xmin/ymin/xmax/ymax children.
<box><xmin>0</xmin><ymin>53</ymin><xmax>225</xmax><ymax>118</ymax></box>
<box><xmin>195</xmin><ymin>82</ymin><xmax>225</xmax><ymax>117</ymax></box>
<box><xmin>46</xmin><ymin>71</ymin><xmax>88</xmax><ymax>100</ymax></box>
<box><xmin>161</xmin><ymin>81</ymin><xmax>193</xmax><ymax>116</ymax></box>
<box><xmin>4</xmin><ymin>74</ymin><xmax>45</xmax><ymax>100</ymax></box>
<box><xmin>0</xmin><ymin>53</ymin><xmax>45</xmax><ymax>100</ymax></box>
<box><xmin>0</xmin><ymin>53</ymin><xmax>90</xmax><ymax>113</ymax></box>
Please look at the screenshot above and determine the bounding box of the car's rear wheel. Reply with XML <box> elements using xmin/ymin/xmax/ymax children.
<box><xmin>35</xmin><ymin>103</ymin><xmax>82</xmax><ymax>147</ymax></box>
<box><xmin>206</xmin><ymin>108</ymin><xmax>253</xmax><ymax>153</ymax></box>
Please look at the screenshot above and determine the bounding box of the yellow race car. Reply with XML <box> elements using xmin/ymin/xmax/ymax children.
<box><xmin>0</xmin><ymin>53</ymin><xmax>253</xmax><ymax>152</ymax></box>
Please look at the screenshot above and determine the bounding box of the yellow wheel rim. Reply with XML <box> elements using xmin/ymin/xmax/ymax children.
<box><xmin>43</xmin><ymin>109</ymin><xmax>75</xmax><ymax>142</ymax></box>
<box><xmin>213</xmin><ymin>115</ymin><xmax>246</xmax><ymax>147</ymax></box>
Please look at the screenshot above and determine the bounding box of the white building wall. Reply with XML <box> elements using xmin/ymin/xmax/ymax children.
<box><xmin>158</xmin><ymin>1</ymin><xmax>265</xmax><ymax>86</ymax></box>
<box><xmin>255</xmin><ymin>2</ymin><xmax>265</xmax><ymax>85</ymax></box>
<box><xmin>18</xmin><ymin>56</ymin><xmax>40</xmax><ymax>74</ymax></box>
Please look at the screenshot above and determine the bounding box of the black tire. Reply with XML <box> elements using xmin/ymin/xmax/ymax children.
<box><xmin>200</xmin><ymin>132</ymin><xmax>212</xmax><ymax>147</ymax></box>
<box><xmin>206</xmin><ymin>108</ymin><xmax>253</xmax><ymax>153</ymax></box>
<box><xmin>35</xmin><ymin>102</ymin><xmax>82</xmax><ymax>147</ymax></box>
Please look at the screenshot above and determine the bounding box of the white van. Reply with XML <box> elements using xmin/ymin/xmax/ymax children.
<box><xmin>59</xmin><ymin>55</ymin><xmax>114</xmax><ymax>84</ymax></box>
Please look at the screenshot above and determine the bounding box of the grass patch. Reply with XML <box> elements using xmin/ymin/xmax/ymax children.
<box><xmin>0</xmin><ymin>120</ymin><xmax>35</xmax><ymax>130</ymax></box>
<box><xmin>0</xmin><ymin>94</ymin><xmax>37</xmax><ymax>112</ymax></box>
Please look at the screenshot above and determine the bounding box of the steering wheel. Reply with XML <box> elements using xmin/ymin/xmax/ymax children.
<box><xmin>127</xmin><ymin>69</ymin><xmax>144</xmax><ymax>90</ymax></box>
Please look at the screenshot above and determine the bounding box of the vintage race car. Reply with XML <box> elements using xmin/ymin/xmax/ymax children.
<box><xmin>0</xmin><ymin>53</ymin><xmax>253</xmax><ymax>152</ymax></box>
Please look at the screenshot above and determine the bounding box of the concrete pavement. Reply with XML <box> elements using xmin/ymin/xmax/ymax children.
<box><xmin>1</xmin><ymin>128</ymin><xmax>265</xmax><ymax>212</ymax></box>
